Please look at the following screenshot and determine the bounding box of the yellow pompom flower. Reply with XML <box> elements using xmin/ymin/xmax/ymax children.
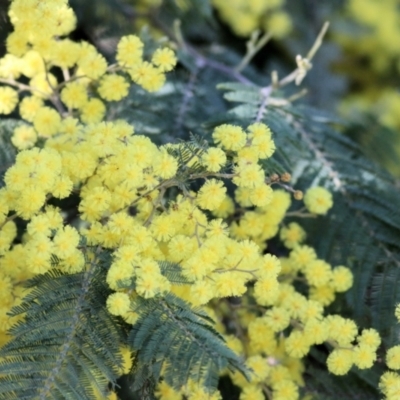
<box><xmin>263</xmin><ymin>306</ymin><xmax>291</xmax><ymax>332</ymax></box>
<box><xmin>80</xmin><ymin>98</ymin><xmax>106</xmax><ymax>124</ymax></box>
<box><xmin>153</xmin><ymin>150</ymin><xmax>178</xmax><ymax>179</ymax></box>
<box><xmin>387</xmin><ymin>346</ymin><xmax>400</xmax><ymax>370</ymax></box>
<box><xmin>59</xmin><ymin>117</ymin><xmax>81</xmax><ymax>137</ymax></box>
<box><xmin>136</xmin><ymin>273</ymin><xmax>166</xmax><ymax>299</ymax></box>
<box><xmin>62</xmin><ymin>250</ymin><xmax>86</xmax><ymax>274</ymax></box>
<box><xmin>304</xmin><ymin>319</ymin><xmax>329</xmax><ymax>344</ymax></box>
<box><xmin>98</xmin><ymin>74</ymin><xmax>129</xmax><ymax>101</ymax></box>
<box><xmin>11</xmin><ymin>125</ymin><xmax>37</xmax><ymax>150</ymax></box>
<box><xmin>268</xmin><ymin>365</ymin><xmax>292</xmax><ymax>388</ymax></box>
<box><xmin>239</xmin><ymin>385</ymin><xmax>264</xmax><ymax>400</ymax></box>
<box><xmin>253</xmin><ymin>276</ymin><xmax>280</xmax><ymax>305</ymax></box>
<box><xmin>304</xmin><ymin>186</ymin><xmax>333</xmax><ymax>215</ymax></box>
<box><xmin>249</xmin><ymin>184</ymin><xmax>273</xmax><ymax>207</ymax></box>
<box><xmin>233</xmin><ymin>162</ymin><xmax>265</xmax><ymax>188</ymax></box>
<box><xmin>309</xmin><ymin>285</ymin><xmax>335</xmax><ymax>306</ymax></box>
<box><xmin>129</xmin><ymin>61</ymin><xmax>165</xmax><ymax>92</ymax></box>
<box><xmin>358</xmin><ymin>328</ymin><xmax>381</xmax><ymax>350</ymax></box>
<box><xmin>0</xmin><ymin>54</ymin><xmax>21</xmax><ymax>80</ymax></box>
<box><xmin>299</xmin><ymin>300</ymin><xmax>324</xmax><ymax>323</ymax></box>
<box><xmin>152</xmin><ymin>48</ymin><xmax>177</xmax><ymax>72</ymax></box>
<box><xmin>247</xmin><ymin>122</ymin><xmax>272</xmax><ymax>139</ymax></box>
<box><xmin>151</xmin><ymin>214</ymin><xmax>176</xmax><ymax>241</ymax></box>
<box><xmin>289</xmin><ymin>245</ymin><xmax>317</xmax><ymax>271</ymax></box>
<box><xmin>79</xmin><ymin>187</ymin><xmax>111</xmax><ymax>221</ymax></box>
<box><xmin>27</xmin><ymin>235</ymin><xmax>53</xmax><ymax>258</ymax></box>
<box><xmin>0</xmin><ymin>86</ymin><xmax>18</xmax><ymax>114</ymax></box>
<box><xmin>6</xmin><ymin>31</ymin><xmax>28</xmax><ymax>57</ymax></box>
<box><xmin>236</xmin><ymin>145</ymin><xmax>259</xmax><ymax>162</ymax></box>
<box><xmin>27</xmin><ymin>214</ymin><xmax>52</xmax><ymax>237</ymax></box>
<box><xmin>16</xmin><ymin>186</ymin><xmax>46</xmax><ymax>219</ymax></box>
<box><xmin>280</xmin><ymin>222</ymin><xmax>306</xmax><ymax>249</ymax></box>
<box><xmin>29</xmin><ymin>251</ymin><xmax>52</xmax><ymax>274</ymax></box>
<box><xmin>31</xmin><ymin>37</ymin><xmax>53</xmax><ymax>60</ymax></box>
<box><xmin>33</xmin><ymin>107</ymin><xmax>61</xmax><ymax>137</ymax></box>
<box><xmin>78</xmin><ymin>51</ymin><xmax>107</xmax><ymax>80</ymax></box>
<box><xmin>106</xmin><ymin>292</ymin><xmax>131</xmax><ymax>316</ymax></box>
<box><xmin>253</xmin><ymin>135</ymin><xmax>276</xmax><ymax>159</ymax></box>
<box><xmin>304</xmin><ymin>259</ymin><xmax>332</xmax><ymax>287</ymax></box>
<box><xmin>256</xmin><ymin>254</ymin><xmax>281</xmax><ymax>278</ymax></box>
<box><xmin>327</xmin><ymin>349</ymin><xmax>354</xmax><ymax>375</ymax></box>
<box><xmin>327</xmin><ymin>316</ymin><xmax>358</xmax><ymax>346</ymax></box>
<box><xmin>201</xmin><ymin>147</ymin><xmax>227</xmax><ymax>172</ymax></box>
<box><xmin>248</xmin><ymin>317</ymin><xmax>277</xmax><ymax>354</ymax></box>
<box><xmin>353</xmin><ymin>344</ymin><xmax>376</xmax><ymax>369</ymax></box>
<box><xmin>20</xmin><ymin>50</ymin><xmax>45</xmax><ymax>78</ymax></box>
<box><xmin>285</xmin><ymin>330</ymin><xmax>311</xmax><ymax>358</ymax></box>
<box><xmin>213</xmin><ymin>272</ymin><xmax>247</xmax><ymax>297</ymax></box>
<box><xmin>212</xmin><ymin>195</ymin><xmax>235</xmax><ymax>218</ymax></box>
<box><xmin>106</xmin><ymin>261</ymin><xmax>135</xmax><ymax>291</ymax></box>
<box><xmin>213</xmin><ymin>124</ymin><xmax>247</xmax><ymax>151</ymax></box>
<box><xmin>53</xmin><ymin>226</ymin><xmax>80</xmax><ymax>259</ymax></box>
<box><xmin>379</xmin><ymin>371</ymin><xmax>400</xmax><ymax>398</ymax></box>
<box><xmin>196</xmin><ymin>179</ymin><xmax>226</xmax><ymax>211</ymax></box>
<box><xmin>50</xmin><ymin>39</ymin><xmax>79</xmax><ymax>69</ymax></box>
<box><xmin>331</xmin><ymin>266</ymin><xmax>353</xmax><ymax>292</ymax></box>
<box><xmin>19</xmin><ymin>96</ymin><xmax>44</xmax><ymax>122</ymax></box>
<box><xmin>168</xmin><ymin>235</ymin><xmax>196</xmax><ymax>262</ymax></box>
<box><xmin>272</xmin><ymin>380</ymin><xmax>299</xmax><ymax>400</ymax></box>
<box><xmin>61</xmin><ymin>81</ymin><xmax>88</xmax><ymax>109</ymax></box>
<box><xmin>190</xmin><ymin>280</ymin><xmax>214</xmax><ymax>305</ymax></box>
<box><xmin>116</xmin><ymin>35</ymin><xmax>144</xmax><ymax>67</ymax></box>
<box><xmin>247</xmin><ymin>355</ymin><xmax>270</xmax><ymax>383</ymax></box>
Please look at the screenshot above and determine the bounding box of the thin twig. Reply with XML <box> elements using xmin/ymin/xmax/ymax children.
<box><xmin>235</xmin><ymin>31</ymin><xmax>272</xmax><ymax>73</ymax></box>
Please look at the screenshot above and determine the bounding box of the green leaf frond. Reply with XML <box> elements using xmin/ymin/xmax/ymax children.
<box><xmin>0</xmin><ymin>247</ymin><xmax>126</xmax><ymax>400</ymax></box>
<box><xmin>128</xmin><ymin>293</ymin><xmax>248</xmax><ymax>395</ymax></box>
<box><xmin>166</xmin><ymin>133</ymin><xmax>208</xmax><ymax>172</ymax></box>
<box><xmin>158</xmin><ymin>261</ymin><xmax>193</xmax><ymax>285</ymax></box>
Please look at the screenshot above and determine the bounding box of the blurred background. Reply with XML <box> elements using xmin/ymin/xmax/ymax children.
<box><xmin>1</xmin><ymin>0</ymin><xmax>399</xmax><ymax>176</ymax></box>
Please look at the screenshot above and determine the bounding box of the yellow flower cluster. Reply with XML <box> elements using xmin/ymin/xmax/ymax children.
<box><xmin>212</xmin><ymin>0</ymin><xmax>292</xmax><ymax>37</ymax></box>
<box><xmin>0</xmin><ymin>0</ymin><xmax>176</xmax><ymax>150</ymax></box>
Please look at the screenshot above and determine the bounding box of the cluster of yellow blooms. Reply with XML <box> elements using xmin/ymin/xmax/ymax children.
<box><xmin>0</xmin><ymin>1</ymin><xmax>385</xmax><ymax>399</ymax></box>
<box><xmin>212</xmin><ymin>0</ymin><xmax>292</xmax><ymax>38</ymax></box>
<box><xmin>0</xmin><ymin>0</ymin><xmax>177</xmax><ymax>150</ymax></box>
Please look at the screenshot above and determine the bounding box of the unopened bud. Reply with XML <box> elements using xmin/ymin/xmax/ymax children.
<box><xmin>281</xmin><ymin>172</ymin><xmax>291</xmax><ymax>182</ymax></box>
<box><xmin>270</xmin><ymin>173</ymin><xmax>279</xmax><ymax>182</ymax></box>
<box><xmin>294</xmin><ymin>190</ymin><xmax>303</xmax><ymax>200</ymax></box>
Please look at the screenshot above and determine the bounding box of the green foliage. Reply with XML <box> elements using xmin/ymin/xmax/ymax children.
<box><xmin>0</xmin><ymin>248</ymin><xmax>125</xmax><ymax>400</ymax></box>
<box><xmin>128</xmin><ymin>293</ymin><xmax>247</xmax><ymax>396</ymax></box>
<box><xmin>158</xmin><ymin>261</ymin><xmax>193</xmax><ymax>285</ymax></box>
